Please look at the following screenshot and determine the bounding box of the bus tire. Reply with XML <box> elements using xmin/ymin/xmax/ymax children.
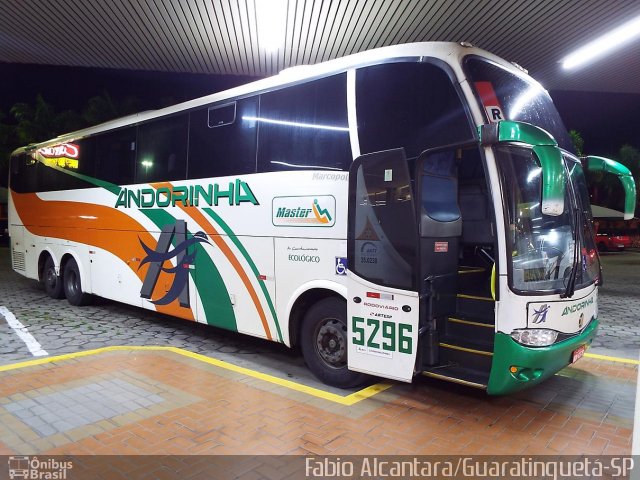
<box><xmin>300</xmin><ymin>297</ymin><xmax>367</xmax><ymax>389</ymax></box>
<box><xmin>43</xmin><ymin>256</ymin><xmax>65</xmax><ymax>299</ymax></box>
<box><xmin>63</xmin><ymin>258</ymin><xmax>92</xmax><ymax>306</ymax></box>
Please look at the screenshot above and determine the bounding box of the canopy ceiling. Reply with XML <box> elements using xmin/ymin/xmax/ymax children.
<box><xmin>1</xmin><ymin>0</ymin><xmax>640</xmax><ymax>93</ymax></box>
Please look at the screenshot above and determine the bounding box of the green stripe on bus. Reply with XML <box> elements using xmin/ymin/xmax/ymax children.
<box><xmin>143</xmin><ymin>208</ymin><xmax>237</xmax><ymax>332</ymax></box>
<box><xmin>203</xmin><ymin>207</ymin><xmax>283</xmax><ymax>343</ymax></box>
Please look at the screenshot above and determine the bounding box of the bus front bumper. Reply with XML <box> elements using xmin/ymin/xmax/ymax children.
<box><xmin>487</xmin><ymin>318</ymin><xmax>599</xmax><ymax>395</ymax></box>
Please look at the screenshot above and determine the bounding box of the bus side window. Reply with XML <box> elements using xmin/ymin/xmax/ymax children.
<box><xmin>257</xmin><ymin>73</ymin><xmax>351</xmax><ymax>172</ymax></box>
<box><xmin>37</xmin><ymin>138</ymin><xmax>96</xmax><ymax>192</ymax></box>
<box><xmin>188</xmin><ymin>98</ymin><xmax>258</xmax><ymax>180</ymax></box>
<box><xmin>136</xmin><ymin>114</ymin><xmax>188</xmax><ymax>183</ymax></box>
<box><xmin>10</xmin><ymin>153</ymin><xmax>38</xmax><ymax>193</ymax></box>
<box><xmin>356</xmin><ymin>62</ymin><xmax>474</xmax><ymax>158</ymax></box>
<box><xmin>95</xmin><ymin>127</ymin><xmax>137</xmax><ymax>186</ymax></box>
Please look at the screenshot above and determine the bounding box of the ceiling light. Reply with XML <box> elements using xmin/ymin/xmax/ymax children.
<box><xmin>256</xmin><ymin>0</ymin><xmax>287</xmax><ymax>52</ymax></box>
<box><xmin>562</xmin><ymin>15</ymin><xmax>640</xmax><ymax>69</ymax></box>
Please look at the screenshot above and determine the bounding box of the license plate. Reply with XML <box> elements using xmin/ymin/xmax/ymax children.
<box><xmin>571</xmin><ymin>345</ymin><xmax>586</xmax><ymax>363</ymax></box>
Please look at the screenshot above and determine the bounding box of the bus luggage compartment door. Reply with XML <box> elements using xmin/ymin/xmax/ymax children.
<box><xmin>347</xmin><ymin>149</ymin><xmax>420</xmax><ymax>382</ymax></box>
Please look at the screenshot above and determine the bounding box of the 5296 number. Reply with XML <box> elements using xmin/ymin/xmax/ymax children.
<box><xmin>351</xmin><ymin>317</ymin><xmax>412</xmax><ymax>354</ymax></box>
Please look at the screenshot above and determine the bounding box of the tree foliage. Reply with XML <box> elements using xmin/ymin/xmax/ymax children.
<box><xmin>0</xmin><ymin>92</ymin><xmax>143</xmax><ymax>187</ymax></box>
<box><xmin>618</xmin><ymin>144</ymin><xmax>640</xmax><ymax>216</ymax></box>
<box><xmin>569</xmin><ymin>129</ymin><xmax>584</xmax><ymax>157</ymax></box>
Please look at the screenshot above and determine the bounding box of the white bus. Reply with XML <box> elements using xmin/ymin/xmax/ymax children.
<box><xmin>9</xmin><ymin>42</ymin><xmax>636</xmax><ymax>394</ymax></box>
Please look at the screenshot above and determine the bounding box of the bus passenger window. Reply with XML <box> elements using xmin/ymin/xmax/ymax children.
<box><xmin>188</xmin><ymin>98</ymin><xmax>258</xmax><ymax>180</ymax></box>
<box><xmin>137</xmin><ymin>114</ymin><xmax>188</xmax><ymax>183</ymax></box>
<box><xmin>36</xmin><ymin>138</ymin><xmax>97</xmax><ymax>192</ymax></box>
<box><xmin>356</xmin><ymin>62</ymin><xmax>474</xmax><ymax>158</ymax></box>
<box><xmin>257</xmin><ymin>74</ymin><xmax>351</xmax><ymax>172</ymax></box>
<box><xmin>95</xmin><ymin>127</ymin><xmax>137</xmax><ymax>186</ymax></box>
<box><xmin>9</xmin><ymin>153</ymin><xmax>38</xmax><ymax>194</ymax></box>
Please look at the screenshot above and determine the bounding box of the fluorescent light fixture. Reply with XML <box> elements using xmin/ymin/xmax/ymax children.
<box><xmin>256</xmin><ymin>0</ymin><xmax>287</xmax><ymax>52</ymax></box>
<box><xmin>243</xmin><ymin>116</ymin><xmax>349</xmax><ymax>132</ymax></box>
<box><xmin>271</xmin><ymin>160</ymin><xmax>342</xmax><ymax>171</ymax></box>
<box><xmin>562</xmin><ymin>14</ymin><xmax>640</xmax><ymax>69</ymax></box>
<box><xmin>141</xmin><ymin>160</ymin><xmax>153</xmax><ymax>168</ymax></box>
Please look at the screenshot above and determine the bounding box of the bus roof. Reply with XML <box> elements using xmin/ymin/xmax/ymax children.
<box><xmin>12</xmin><ymin>42</ymin><xmax>522</xmax><ymax>155</ymax></box>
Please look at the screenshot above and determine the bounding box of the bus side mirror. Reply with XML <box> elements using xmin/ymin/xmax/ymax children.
<box><xmin>533</xmin><ymin>145</ymin><xmax>565</xmax><ymax>216</ymax></box>
<box><xmin>479</xmin><ymin>121</ymin><xmax>565</xmax><ymax>216</ymax></box>
<box><xmin>585</xmin><ymin>155</ymin><xmax>637</xmax><ymax>220</ymax></box>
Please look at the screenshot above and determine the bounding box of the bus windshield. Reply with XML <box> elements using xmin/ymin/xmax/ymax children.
<box><xmin>496</xmin><ymin>146</ymin><xmax>600</xmax><ymax>294</ymax></box>
<box><xmin>567</xmin><ymin>156</ymin><xmax>601</xmax><ymax>289</ymax></box>
<box><xmin>465</xmin><ymin>56</ymin><xmax>574</xmax><ymax>154</ymax></box>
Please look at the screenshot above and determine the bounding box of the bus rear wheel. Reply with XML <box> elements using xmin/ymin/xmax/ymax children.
<box><xmin>300</xmin><ymin>297</ymin><xmax>367</xmax><ymax>389</ymax></box>
<box><xmin>63</xmin><ymin>258</ymin><xmax>92</xmax><ymax>306</ymax></box>
<box><xmin>43</xmin><ymin>256</ymin><xmax>64</xmax><ymax>299</ymax></box>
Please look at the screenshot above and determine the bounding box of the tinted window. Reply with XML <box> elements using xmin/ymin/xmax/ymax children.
<box><xmin>188</xmin><ymin>98</ymin><xmax>258</xmax><ymax>179</ymax></box>
<box><xmin>350</xmin><ymin>150</ymin><xmax>417</xmax><ymax>290</ymax></box>
<box><xmin>11</xmin><ymin>139</ymin><xmax>100</xmax><ymax>193</ymax></box>
<box><xmin>465</xmin><ymin>57</ymin><xmax>574</xmax><ymax>153</ymax></box>
<box><xmin>421</xmin><ymin>152</ymin><xmax>460</xmax><ymax>222</ymax></box>
<box><xmin>357</xmin><ymin>62</ymin><xmax>473</xmax><ymax>158</ymax></box>
<box><xmin>36</xmin><ymin>139</ymin><xmax>96</xmax><ymax>191</ymax></box>
<box><xmin>95</xmin><ymin>127</ymin><xmax>136</xmax><ymax>185</ymax></box>
<box><xmin>257</xmin><ymin>74</ymin><xmax>351</xmax><ymax>172</ymax></box>
<box><xmin>137</xmin><ymin>114</ymin><xmax>188</xmax><ymax>183</ymax></box>
<box><xmin>9</xmin><ymin>153</ymin><xmax>37</xmax><ymax>193</ymax></box>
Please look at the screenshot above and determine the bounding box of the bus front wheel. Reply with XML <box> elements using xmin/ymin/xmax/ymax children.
<box><xmin>63</xmin><ymin>258</ymin><xmax>92</xmax><ymax>306</ymax></box>
<box><xmin>300</xmin><ymin>297</ymin><xmax>367</xmax><ymax>389</ymax></box>
<box><xmin>43</xmin><ymin>256</ymin><xmax>64</xmax><ymax>299</ymax></box>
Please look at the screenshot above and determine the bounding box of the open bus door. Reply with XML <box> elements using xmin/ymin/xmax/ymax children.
<box><xmin>346</xmin><ymin>149</ymin><xmax>420</xmax><ymax>382</ymax></box>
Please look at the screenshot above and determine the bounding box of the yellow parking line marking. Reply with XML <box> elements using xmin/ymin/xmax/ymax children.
<box><xmin>0</xmin><ymin>346</ymin><xmax>392</xmax><ymax>406</ymax></box>
<box><xmin>584</xmin><ymin>352</ymin><xmax>640</xmax><ymax>365</ymax></box>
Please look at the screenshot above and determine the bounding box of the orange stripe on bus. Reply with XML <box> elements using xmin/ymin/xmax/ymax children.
<box><xmin>11</xmin><ymin>191</ymin><xmax>194</xmax><ymax>321</ymax></box>
<box><xmin>152</xmin><ymin>183</ymin><xmax>273</xmax><ymax>341</ymax></box>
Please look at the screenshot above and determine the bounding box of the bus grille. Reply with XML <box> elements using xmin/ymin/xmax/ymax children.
<box><xmin>12</xmin><ymin>250</ymin><xmax>25</xmax><ymax>271</ymax></box>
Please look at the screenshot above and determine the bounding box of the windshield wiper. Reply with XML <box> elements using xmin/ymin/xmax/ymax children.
<box><xmin>581</xmin><ymin>207</ymin><xmax>604</xmax><ymax>287</ymax></box>
<box><xmin>561</xmin><ymin>208</ymin><xmax>580</xmax><ymax>298</ymax></box>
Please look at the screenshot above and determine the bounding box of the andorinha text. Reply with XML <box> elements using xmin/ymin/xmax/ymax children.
<box><xmin>561</xmin><ymin>296</ymin><xmax>594</xmax><ymax>316</ymax></box>
<box><xmin>115</xmin><ymin>180</ymin><xmax>258</xmax><ymax>208</ymax></box>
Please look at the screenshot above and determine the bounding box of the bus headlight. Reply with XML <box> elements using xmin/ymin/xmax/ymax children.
<box><xmin>510</xmin><ymin>328</ymin><xmax>558</xmax><ymax>346</ymax></box>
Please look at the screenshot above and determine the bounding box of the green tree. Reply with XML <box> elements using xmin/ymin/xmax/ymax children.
<box><xmin>0</xmin><ymin>92</ymin><xmax>142</xmax><ymax>188</ymax></box>
<box><xmin>0</xmin><ymin>110</ymin><xmax>17</xmax><ymax>187</ymax></box>
<box><xmin>10</xmin><ymin>94</ymin><xmax>83</xmax><ymax>145</ymax></box>
<box><xmin>618</xmin><ymin>144</ymin><xmax>640</xmax><ymax>179</ymax></box>
<box><xmin>82</xmin><ymin>92</ymin><xmax>140</xmax><ymax>125</ymax></box>
<box><xmin>569</xmin><ymin>129</ymin><xmax>584</xmax><ymax>156</ymax></box>
<box><xmin>618</xmin><ymin>144</ymin><xmax>640</xmax><ymax>216</ymax></box>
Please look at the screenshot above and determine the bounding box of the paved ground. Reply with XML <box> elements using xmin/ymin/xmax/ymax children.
<box><xmin>0</xmin><ymin>246</ymin><xmax>338</xmax><ymax>393</ymax></box>
<box><xmin>1</xmin><ymin>247</ymin><xmax>637</xmax><ymax>367</ymax></box>
<box><xmin>0</xmin><ymin>349</ymin><xmax>636</xmax><ymax>457</ymax></box>
<box><xmin>591</xmin><ymin>250</ymin><xmax>640</xmax><ymax>360</ymax></box>
<box><xmin>0</xmin><ymin>246</ymin><xmax>637</xmax><ymax>460</ymax></box>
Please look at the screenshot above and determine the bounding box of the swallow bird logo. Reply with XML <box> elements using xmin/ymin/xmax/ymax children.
<box><xmin>139</xmin><ymin>220</ymin><xmax>210</xmax><ymax>307</ymax></box>
<box><xmin>532</xmin><ymin>304</ymin><xmax>551</xmax><ymax>324</ymax></box>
